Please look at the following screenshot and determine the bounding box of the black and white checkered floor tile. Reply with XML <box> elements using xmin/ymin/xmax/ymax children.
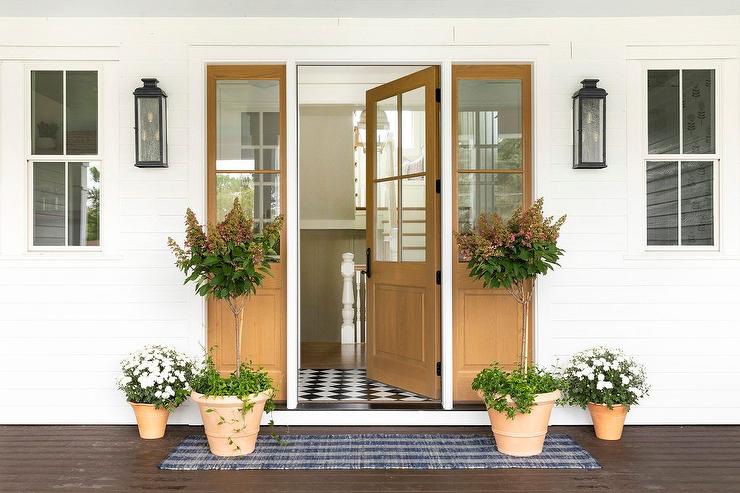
<box><xmin>298</xmin><ymin>368</ymin><xmax>430</xmax><ymax>402</ymax></box>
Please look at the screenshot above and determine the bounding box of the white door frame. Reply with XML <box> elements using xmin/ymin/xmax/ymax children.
<box><xmin>188</xmin><ymin>44</ymin><xmax>550</xmax><ymax>424</ymax></box>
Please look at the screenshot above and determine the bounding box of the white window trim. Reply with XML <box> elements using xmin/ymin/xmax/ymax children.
<box><xmin>24</xmin><ymin>62</ymin><xmax>104</xmax><ymax>252</ymax></box>
<box><xmin>628</xmin><ymin>59</ymin><xmax>723</xmax><ymax>255</ymax></box>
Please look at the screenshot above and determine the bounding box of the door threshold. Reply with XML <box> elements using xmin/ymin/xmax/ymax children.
<box><xmin>265</xmin><ymin>409</ymin><xmax>491</xmax><ymax>426</ymax></box>
<box><xmin>296</xmin><ymin>401</ymin><xmax>443</xmax><ymax>411</ymax></box>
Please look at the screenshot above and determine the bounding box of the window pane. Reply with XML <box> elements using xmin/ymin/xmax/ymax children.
<box><xmin>647</xmin><ymin>70</ymin><xmax>680</xmax><ymax>154</ymax></box>
<box><xmin>33</xmin><ymin>162</ymin><xmax>65</xmax><ymax>246</ymax></box>
<box><xmin>263</xmin><ymin>112</ymin><xmax>280</xmax><ymax>146</ymax></box>
<box><xmin>376</xmin><ymin>96</ymin><xmax>398</xmax><ymax>179</ymax></box>
<box><xmin>681</xmin><ymin>161</ymin><xmax>713</xmax><ymax>245</ymax></box>
<box><xmin>580</xmin><ymin>98</ymin><xmax>604</xmax><ymax>163</ymax></box>
<box><xmin>66</xmin><ymin>71</ymin><xmax>98</xmax><ymax>155</ymax></box>
<box><xmin>458</xmin><ymin>172</ymin><xmax>523</xmax><ymax>231</ymax></box>
<box><xmin>401</xmin><ymin>87</ymin><xmax>425</xmax><ymax>175</ymax></box>
<box><xmin>458</xmin><ymin>80</ymin><xmax>522</xmax><ymax>170</ymax></box>
<box><xmin>136</xmin><ymin>97</ymin><xmax>162</xmax><ymax>162</ymax></box>
<box><xmin>646</xmin><ymin>161</ymin><xmax>678</xmax><ymax>245</ymax></box>
<box><xmin>215</xmin><ymin>173</ymin><xmax>279</xmax><ymax>228</ymax></box>
<box><xmin>31</xmin><ymin>71</ymin><xmax>63</xmax><ymax>155</ymax></box>
<box><xmin>401</xmin><ymin>176</ymin><xmax>425</xmax><ymax>262</ymax></box>
<box><xmin>67</xmin><ymin>162</ymin><xmax>100</xmax><ymax>246</ymax></box>
<box><xmin>683</xmin><ymin>70</ymin><xmax>715</xmax><ymax>154</ymax></box>
<box><xmin>216</xmin><ymin>80</ymin><xmax>280</xmax><ymax>171</ymax></box>
<box><xmin>375</xmin><ymin>180</ymin><xmax>398</xmax><ymax>261</ymax></box>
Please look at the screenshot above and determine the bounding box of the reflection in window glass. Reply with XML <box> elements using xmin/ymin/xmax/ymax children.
<box><xmin>401</xmin><ymin>176</ymin><xmax>425</xmax><ymax>262</ymax></box>
<box><xmin>457</xmin><ymin>80</ymin><xmax>522</xmax><ymax>170</ymax></box>
<box><xmin>647</xmin><ymin>70</ymin><xmax>680</xmax><ymax>155</ymax></box>
<box><xmin>682</xmin><ymin>70</ymin><xmax>715</xmax><ymax>154</ymax></box>
<box><xmin>681</xmin><ymin>161</ymin><xmax>713</xmax><ymax>245</ymax></box>
<box><xmin>376</xmin><ymin>96</ymin><xmax>397</xmax><ymax>179</ymax></box>
<box><xmin>33</xmin><ymin>162</ymin><xmax>66</xmax><ymax>246</ymax></box>
<box><xmin>375</xmin><ymin>180</ymin><xmax>398</xmax><ymax>261</ymax></box>
<box><xmin>31</xmin><ymin>71</ymin><xmax>63</xmax><ymax>155</ymax></box>
<box><xmin>646</xmin><ymin>161</ymin><xmax>679</xmax><ymax>245</ymax></box>
<box><xmin>401</xmin><ymin>87</ymin><xmax>425</xmax><ymax>175</ymax></box>
<box><xmin>66</xmin><ymin>71</ymin><xmax>98</xmax><ymax>155</ymax></box>
<box><xmin>215</xmin><ymin>173</ymin><xmax>279</xmax><ymax>228</ymax></box>
<box><xmin>458</xmin><ymin>173</ymin><xmax>523</xmax><ymax>231</ymax></box>
<box><xmin>67</xmin><ymin>162</ymin><xmax>100</xmax><ymax>246</ymax></box>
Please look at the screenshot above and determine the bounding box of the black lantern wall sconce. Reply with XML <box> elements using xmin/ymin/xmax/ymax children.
<box><xmin>572</xmin><ymin>79</ymin><xmax>607</xmax><ymax>169</ymax></box>
<box><xmin>134</xmin><ymin>78</ymin><xmax>168</xmax><ymax>168</ymax></box>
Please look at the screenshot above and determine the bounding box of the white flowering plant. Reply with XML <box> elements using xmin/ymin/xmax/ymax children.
<box><xmin>559</xmin><ymin>347</ymin><xmax>650</xmax><ymax>410</ymax></box>
<box><xmin>117</xmin><ymin>345</ymin><xmax>198</xmax><ymax>411</ymax></box>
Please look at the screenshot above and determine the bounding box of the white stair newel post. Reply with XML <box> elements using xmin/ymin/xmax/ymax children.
<box><xmin>340</xmin><ymin>252</ymin><xmax>356</xmax><ymax>344</ymax></box>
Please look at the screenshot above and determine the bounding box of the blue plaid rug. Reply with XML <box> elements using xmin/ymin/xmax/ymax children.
<box><xmin>159</xmin><ymin>433</ymin><xmax>600</xmax><ymax>470</ymax></box>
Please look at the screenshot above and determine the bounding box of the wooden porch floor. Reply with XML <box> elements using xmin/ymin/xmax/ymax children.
<box><xmin>1</xmin><ymin>425</ymin><xmax>738</xmax><ymax>492</ymax></box>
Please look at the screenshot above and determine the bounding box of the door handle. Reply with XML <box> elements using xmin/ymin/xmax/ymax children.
<box><xmin>361</xmin><ymin>247</ymin><xmax>371</xmax><ymax>279</ymax></box>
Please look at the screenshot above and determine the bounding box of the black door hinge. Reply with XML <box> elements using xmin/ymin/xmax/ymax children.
<box><xmin>436</xmin><ymin>361</ymin><xmax>442</xmax><ymax>376</ymax></box>
<box><xmin>436</xmin><ymin>270</ymin><xmax>441</xmax><ymax>285</ymax></box>
<box><xmin>435</xmin><ymin>87</ymin><xmax>441</xmax><ymax>103</ymax></box>
<box><xmin>435</xmin><ymin>178</ymin><xmax>441</xmax><ymax>193</ymax></box>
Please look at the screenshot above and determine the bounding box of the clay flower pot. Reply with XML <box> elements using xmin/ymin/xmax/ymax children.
<box><xmin>128</xmin><ymin>402</ymin><xmax>170</xmax><ymax>439</ymax></box>
<box><xmin>481</xmin><ymin>390</ymin><xmax>561</xmax><ymax>457</ymax></box>
<box><xmin>192</xmin><ymin>390</ymin><xmax>272</xmax><ymax>457</ymax></box>
<box><xmin>588</xmin><ymin>403</ymin><xmax>628</xmax><ymax>440</ymax></box>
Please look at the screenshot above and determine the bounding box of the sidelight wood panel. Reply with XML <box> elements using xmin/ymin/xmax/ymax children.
<box><xmin>452</xmin><ymin>65</ymin><xmax>533</xmax><ymax>402</ymax></box>
<box><xmin>206</xmin><ymin>65</ymin><xmax>286</xmax><ymax>400</ymax></box>
<box><xmin>366</xmin><ymin>67</ymin><xmax>441</xmax><ymax>399</ymax></box>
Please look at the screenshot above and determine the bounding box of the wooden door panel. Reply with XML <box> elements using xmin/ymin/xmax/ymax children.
<box><xmin>206</xmin><ymin>65</ymin><xmax>287</xmax><ymax>400</ymax></box>
<box><xmin>452</xmin><ymin>65</ymin><xmax>532</xmax><ymax>402</ymax></box>
<box><xmin>366</xmin><ymin>66</ymin><xmax>440</xmax><ymax>399</ymax></box>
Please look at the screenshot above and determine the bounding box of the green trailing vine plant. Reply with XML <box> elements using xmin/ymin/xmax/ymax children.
<box><xmin>472</xmin><ymin>364</ymin><xmax>561</xmax><ymax>419</ymax></box>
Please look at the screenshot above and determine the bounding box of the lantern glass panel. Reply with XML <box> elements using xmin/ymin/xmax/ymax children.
<box><xmin>136</xmin><ymin>97</ymin><xmax>162</xmax><ymax>163</ymax></box>
<box><xmin>580</xmin><ymin>97</ymin><xmax>604</xmax><ymax>163</ymax></box>
<box><xmin>573</xmin><ymin>98</ymin><xmax>580</xmax><ymax>164</ymax></box>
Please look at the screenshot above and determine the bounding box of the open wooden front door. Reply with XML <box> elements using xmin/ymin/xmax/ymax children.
<box><xmin>206</xmin><ymin>65</ymin><xmax>286</xmax><ymax>400</ymax></box>
<box><xmin>366</xmin><ymin>67</ymin><xmax>440</xmax><ymax>399</ymax></box>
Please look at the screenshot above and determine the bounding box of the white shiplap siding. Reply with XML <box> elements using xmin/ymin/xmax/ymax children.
<box><xmin>0</xmin><ymin>15</ymin><xmax>739</xmax><ymax>424</ymax></box>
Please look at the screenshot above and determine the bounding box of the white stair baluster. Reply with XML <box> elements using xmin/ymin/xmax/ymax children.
<box><xmin>340</xmin><ymin>252</ymin><xmax>356</xmax><ymax>344</ymax></box>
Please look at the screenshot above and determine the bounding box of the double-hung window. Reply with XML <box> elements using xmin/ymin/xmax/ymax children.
<box><xmin>29</xmin><ymin>69</ymin><xmax>101</xmax><ymax>249</ymax></box>
<box><xmin>645</xmin><ymin>66</ymin><xmax>719</xmax><ymax>248</ymax></box>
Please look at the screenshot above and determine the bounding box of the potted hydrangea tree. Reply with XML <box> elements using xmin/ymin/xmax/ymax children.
<box><xmin>560</xmin><ymin>347</ymin><xmax>650</xmax><ymax>440</ymax></box>
<box><xmin>117</xmin><ymin>345</ymin><xmax>196</xmax><ymax>439</ymax></box>
<box><xmin>456</xmin><ymin>198</ymin><xmax>566</xmax><ymax>456</ymax></box>
<box><xmin>168</xmin><ymin>199</ymin><xmax>282</xmax><ymax>456</ymax></box>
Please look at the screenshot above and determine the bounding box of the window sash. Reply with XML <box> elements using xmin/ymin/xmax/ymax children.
<box><xmin>642</xmin><ymin>63</ymin><xmax>720</xmax><ymax>250</ymax></box>
<box><xmin>27</xmin><ymin>65</ymin><xmax>102</xmax><ymax>251</ymax></box>
<box><xmin>644</xmin><ymin>158</ymin><xmax>718</xmax><ymax>250</ymax></box>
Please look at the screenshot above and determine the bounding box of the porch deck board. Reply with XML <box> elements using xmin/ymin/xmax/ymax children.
<box><xmin>1</xmin><ymin>425</ymin><xmax>739</xmax><ymax>492</ymax></box>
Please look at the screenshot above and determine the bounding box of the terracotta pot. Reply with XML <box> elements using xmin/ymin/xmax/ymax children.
<box><xmin>480</xmin><ymin>389</ymin><xmax>561</xmax><ymax>457</ymax></box>
<box><xmin>588</xmin><ymin>403</ymin><xmax>628</xmax><ymax>440</ymax></box>
<box><xmin>191</xmin><ymin>390</ymin><xmax>272</xmax><ymax>457</ymax></box>
<box><xmin>128</xmin><ymin>402</ymin><xmax>169</xmax><ymax>439</ymax></box>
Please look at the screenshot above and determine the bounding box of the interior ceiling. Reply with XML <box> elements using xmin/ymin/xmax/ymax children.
<box><xmin>2</xmin><ymin>0</ymin><xmax>739</xmax><ymax>18</ymax></box>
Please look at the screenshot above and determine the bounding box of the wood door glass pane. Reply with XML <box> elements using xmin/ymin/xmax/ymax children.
<box><xmin>647</xmin><ymin>70</ymin><xmax>680</xmax><ymax>155</ymax></box>
<box><xmin>32</xmin><ymin>162</ymin><xmax>65</xmax><ymax>246</ymax></box>
<box><xmin>67</xmin><ymin>162</ymin><xmax>100</xmax><ymax>246</ymax></box>
<box><xmin>458</xmin><ymin>172</ymin><xmax>523</xmax><ymax>231</ymax></box>
<box><xmin>646</xmin><ymin>161</ymin><xmax>678</xmax><ymax>245</ymax></box>
<box><xmin>681</xmin><ymin>161</ymin><xmax>713</xmax><ymax>245</ymax></box>
<box><xmin>31</xmin><ymin>71</ymin><xmax>63</xmax><ymax>155</ymax></box>
<box><xmin>401</xmin><ymin>176</ymin><xmax>425</xmax><ymax>262</ymax></box>
<box><xmin>682</xmin><ymin>70</ymin><xmax>715</xmax><ymax>154</ymax></box>
<box><xmin>375</xmin><ymin>180</ymin><xmax>398</xmax><ymax>261</ymax></box>
<box><xmin>376</xmin><ymin>95</ymin><xmax>398</xmax><ymax>179</ymax></box>
<box><xmin>216</xmin><ymin>80</ymin><xmax>279</xmax><ymax>171</ymax></box>
<box><xmin>66</xmin><ymin>71</ymin><xmax>98</xmax><ymax>155</ymax></box>
<box><xmin>457</xmin><ymin>80</ymin><xmax>522</xmax><ymax>170</ymax></box>
<box><xmin>401</xmin><ymin>87</ymin><xmax>425</xmax><ymax>175</ymax></box>
<box><xmin>216</xmin><ymin>173</ymin><xmax>279</xmax><ymax>228</ymax></box>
